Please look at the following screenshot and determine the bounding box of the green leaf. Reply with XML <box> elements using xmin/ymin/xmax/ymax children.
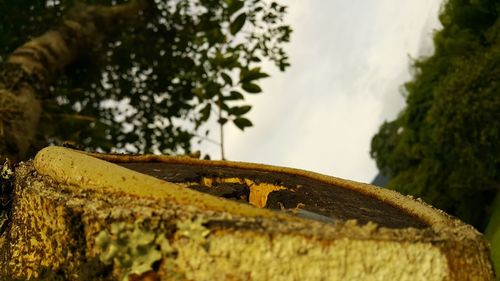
<box><xmin>218</xmin><ymin>118</ymin><xmax>228</xmax><ymax>125</ymax></box>
<box><xmin>207</xmin><ymin>28</ymin><xmax>226</xmax><ymax>45</ymax></box>
<box><xmin>221</xmin><ymin>72</ymin><xmax>233</xmax><ymax>86</ymax></box>
<box><xmin>233</xmin><ymin>118</ymin><xmax>253</xmax><ymax>130</ymax></box>
<box><xmin>210</xmin><ymin>51</ymin><xmax>224</xmax><ymax>66</ymax></box>
<box><xmin>230</xmin><ymin>13</ymin><xmax>247</xmax><ymax>35</ymax></box>
<box><xmin>240</xmin><ymin>67</ymin><xmax>269</xmax><ymax>83</ymax></box>
<box><xmin>219</xmin><ymin>101</ymin><xmax>230</xmax><ymax>111</ymax></box>
<box><xmin>221</xmin><ymin>54</ymin><xmax>240</xmax><ymax>68</ymax></box>
<box><xmin>250</xmin><ymin>56</ymin><xmax>261</xmax><ymax>62</ymax></box>
<box><xmin>200</xmin><ymin>103</ymin><xmax>211</xmax><ymax>122</ymax></box>
<box><xmin>242</xmin><ymin>82</ymin><xmax>262</xmax><ymax>93</ymax></box>
<box><xmin>192</xmin><ymin>88</ymin><xmax>205</xmax><ymax>99</ymax></box>
<box><xmin>228</xmin><ymin>0</ymin><xmax>244</xmax><ymax>15</ymax></box>
<box><xmin>205</xmin><ymin>82</ymin><xmax>222</xmax><ymax>98</ymax></box>
<box><xmin>229</xmin><ymin>105</ymin><xmax>251</xmax><ymax>116</ymax></box>
<box><xmin>225</xmin><ymin>90</ymin><xmax>245</xmax><ymax>101</ymax></box>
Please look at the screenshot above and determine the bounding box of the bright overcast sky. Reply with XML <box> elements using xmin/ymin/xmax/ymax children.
<box><xmin>196</xmin><ymin>0</ymin><xmax>443</xmax><ymax>183</ymax></box>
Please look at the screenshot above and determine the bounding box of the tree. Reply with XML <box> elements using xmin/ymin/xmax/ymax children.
<box><xmin>0</xmin><ymin>0</ymin><xmax>291</xmax><ymax>162</ymax></box>
<box><xmin>371</xmin><ymin>0</ymin><xmax>500</xmax><ymax>229</ymax></box>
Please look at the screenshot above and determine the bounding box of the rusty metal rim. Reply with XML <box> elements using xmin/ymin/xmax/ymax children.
<box><xmin>76</xmin><ymin>148</ymin><xmax>463</xmax><ymax>231</ymax></box>
<box><xmin>33</xmin><ymin>146</ymin><xmax>472</xmax><ymax>233</ymax></box>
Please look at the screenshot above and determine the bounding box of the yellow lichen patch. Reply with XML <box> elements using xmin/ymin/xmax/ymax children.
<box><xmin>175</xmin><ymin>217</ymin><xmax>210</xmax><ymax>243</ymax></box>
<box><xmin>95</xmin><ymin>221</ymin><xmax>173</xmax><ymax>281</ymax></box>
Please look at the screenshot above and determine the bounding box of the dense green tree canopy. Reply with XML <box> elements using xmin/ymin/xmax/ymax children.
<box><xmin>0</xmin><ymin>0</ymin><xmax>291</xmax><ymax>156</ymax></box>
<box><xmin>371</xmin><ymin>0</ymin><xmax>500</xmax><ymax>229</ymax></box>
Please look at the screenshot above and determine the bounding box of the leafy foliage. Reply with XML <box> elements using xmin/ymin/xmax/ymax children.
<box><xmin>0</xmin><ymin>0</ymin><xmax>291</xmax><ymax>155</ymax></box>
<box><xmin>371</xmin><ymin>0</ymin><xmax>500</xmax><ymax>229</ymax></box>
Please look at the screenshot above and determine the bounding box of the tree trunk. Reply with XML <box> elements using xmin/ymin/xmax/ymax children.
<box><xmin>0</xmin><ymin>0</ymin><xmax>146</xmax><ymax>162</ymax></box>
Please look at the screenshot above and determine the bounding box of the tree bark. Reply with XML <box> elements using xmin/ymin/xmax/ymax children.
<box><xmin>0</xmin><ymin>0</ymin><xmax>146</xmax><ymax>162</ymax></box>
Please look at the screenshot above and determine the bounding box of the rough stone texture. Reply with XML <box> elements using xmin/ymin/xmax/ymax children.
<box><xmin>0</xmin><ymin>147</ymin><xmax>495</xmax><ymax>280</ymax></box>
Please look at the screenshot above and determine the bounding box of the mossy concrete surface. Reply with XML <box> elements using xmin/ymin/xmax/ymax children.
<box><xmin>0</xmin><ymin>146</ymin><xmax>495</xmax><ymax>280</ymax></box>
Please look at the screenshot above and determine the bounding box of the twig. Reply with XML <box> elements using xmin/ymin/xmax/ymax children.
<box><xmin>218</xmin><ymin>97</ymin><xmax>226</xmax><ymax>160</ymax></box>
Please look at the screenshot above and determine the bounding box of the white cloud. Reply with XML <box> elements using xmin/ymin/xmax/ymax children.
<box><xmin>197</xmin><ymin>0</ymin><xmax>443</xmax><ymax>183</ymax></box>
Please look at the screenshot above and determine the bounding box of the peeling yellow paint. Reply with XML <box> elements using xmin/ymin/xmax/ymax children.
<box><xmin>200</xmin><ymin>177</ymin><xmax>214</xmax><ymax>187</ymax></box>
<box><xmin>198</xmin><ymin>177</ymin><xmax>286</xmax><ymax>208</ymax></box>
<box><xmin>199</xmin><ymin>177</ymin><xmax>243</xmax><ymax>187</ymax></box>
<box><xmin>244</xmin><ymin>179</ymin><xmax>285</xmax><ymax>208</ymax></box>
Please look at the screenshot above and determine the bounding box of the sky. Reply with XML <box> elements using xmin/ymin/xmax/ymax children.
<box><xmin>196</xmin><ymin>0</ymin><xmax>443</xmax><ymax>184</ymax></box>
